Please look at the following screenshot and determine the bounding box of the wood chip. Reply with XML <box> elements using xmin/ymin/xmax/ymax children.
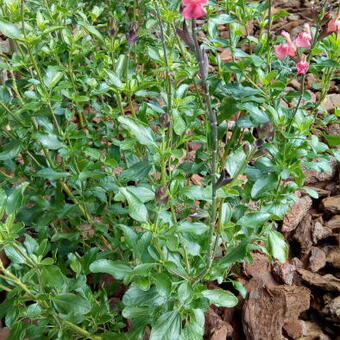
<box><xmin>322</xmin><ymin>93</ymin><xmax>340</xmax><ymax>112</ymax></box>
<box><xmin>272</xmin><ymin>262</ymin><xmax>296</xmax><ymax>285</ymax></box>
<box><xmin>321</xmin><ymin>296</ymin><xmax>340</xmax><ymax>323</ymax></box>
<box><xmin>300</xmin><ymin>321</ymin><xmax>331</xmax><ymax>340</ymax></box>
<box><xmin>312</xmin><ymin>219</ymin><xmax>332</xmax><ymax>243</ymax></box>
<box><xmin>293</xmin><ymin>213</ymin><xmax>313</xmax><ymax>252</ymax></box>
<box><xmin>298</xmin><ymin>269</ymin><xmax>340</xmax><ymax>291</ymax></box>
<box><xmin>308</xmin><ymin>247</ymin><xmax>326</xmax><ymax>272</ymax></box>
<box><xmin>282</xmin><ymin>196</ymin><xmax>312</xmax><ymax>233</ymax></box>
<box><xmin>326</xmin><ymin>215</ymin><xmax>340</xmax><ymax>229</ymax></box>
<box><xmin>206</xmin><ymin>307</ymin><xmax>233</xmax><ymax>340</ymax></box>
<box><xmin>242</xmin><ymin>285</ymin><xmax>310</xmax><ymax>340</ymax></box>
<box><xmin>322</xmin><ymin>196</ymin><xmax>340</xmax><ymax>214</ymax></box>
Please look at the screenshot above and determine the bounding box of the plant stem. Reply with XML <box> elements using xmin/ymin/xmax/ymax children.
<box><xmin>267</xmin><ymin>0</ymin><xmax>272</xmax><ymax>47</ymax></box>
<box><xmin>154</xmin><ymin>0</ymin><xmax>173</xmax><ymax>147</ymax></box>
<box><xmin>191</xmin><ymin>19</ymin><xmax>218</xmax><ymax>283</ymax></box>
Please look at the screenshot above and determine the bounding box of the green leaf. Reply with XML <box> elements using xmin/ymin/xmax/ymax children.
<box><xmin>53</xmin><ymin>293</ymin><xmax>91</xmax><ymax>315</ymax></box>
<box><xmin>89</xmin><ymin>259</ymin><xmax>132</xmax><ymax>280</ymax></box>
<box><xmin>120</xmin><ymin>161</ymin><xmax>151</xmax><ymax>182</ymax></box>
<box><xmin>219</xmin><ymin>97</ymin><xmax>239</xmax><ymax>122</ymax></box>
<box><xmin>105</xmin><ymin>70</ymin><xmax>123</xmax><ymax>89</ymax></box>
<box><xmin>324</xmin><ymin>134</ymin><xmax>340</xmax><ymax>146</ymax></box>
<box><xmin>123</xmin><ymin>286</ymin><xmax>166</xmax><ymax>307</ymax></box>
<box><xmin>0</xmin><ymin>189</ymin><xmax>7</xmax><ymax>219</ymax></box>
<box><xmin>182</xmin><ymin>186</ymin><xmax>211</xmax><ymax>201</ymax></box>
<box><xmin>118</xmin><ymin>117</ymin><xmax>155</xmax><ymax>147</ymax></box>
<box><xmin>201</xmin><ymin>289</ymin><xmax>238</xmax><ymax>307</ymax></box>
<box><xmin>118</xmin><ymin>187</ymin><xmax>148</xmax><ymax>222</ymax></box>
<box><xmin>225</xmin><ymin>147</ymin><xmax>247</xmax><ymax>177</ymax></box>
<box><xmin>0</xmin><ymin>141</ymin><xmax>21</xmax><ymax>161</ymax></box>
<box><xmin>231</xmin><ymin>280</ymin><xmax>247</xmax><ymax>298</ymax></box>
<box><xmin>251</xmin><ymin>174</ymin><xmax>277</xmax><ymax>198</ymax></box>
<box><xmin>267</xmin><ymin>230</ymin><xmax>288</xmax><ymax>263</ymax></box>
<box><xmin>6</xmin><ymin>182</ymin><xmax>29</xmax><ymax>215</ymax></box>
<box><xmin>237</xmin><ymin>212</ymin><xmax>271</xmax><ymax>227</ymax></box>
<box><xmin>177</xmin><ymin>221</ymin><xmax>209</xmax><ymax>235</ymax></box>
<box><xmin>41</xmin><ymin>265</ymin><xmax>67</xmax><ymax>290</ymax></box>
<box><xmin>0</xmin><ymin>20</ymin><xmax>23</xmax><ymax>40</ymax></box>
<box><xmin>173</xmin><ymin>110</ymin><xmax>186</xmax><ymax>136</ymax></box>
<box><xmin>150</xmin><ymin>311</ymin><xmax>181</xmax><ymax>340</ymax></box>
<box><xmin>37</xmin><ymin>133</ymin><xmax>64</xmax><ymax>150</ymax></box>
<box><xmin>219</xmin><ymin>241</ymin><xmax>249</xmax><ymax>264</ymax></box>
<box><xmin>122</xmin><ymin>306</ymin><xmax>149</xmax><ymax>319</ymax></box>
<box><xmin>240</xmin><ymin>102</ymin><xmax>269</xmax><ymax>124</ymax></box>
<box><xmin>44</xmin><ymin>66</ymin><xmax>63</xmax><ymax>89</ymax></box>
<box><xmin>303</xmin><ymin>187</ymin><xmax>319</xmax><ymax>199</ymax></box>
<box><xmin>79</xmin><ymin>22</ymin><xmax>103</xmax><ymax>40</ymax></box>
<box><xmin>36</xmin><ymin>168</ymin><xmax>70</xmax><ymax>179</ymax></box>
<box><xmin>126</xmin><ymin>186</ymin><xmax>155</xmax><ymax>203</ymax></box>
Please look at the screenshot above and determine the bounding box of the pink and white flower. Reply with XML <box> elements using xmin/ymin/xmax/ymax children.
<box><xmin>296</xmin><ymin>54</ymin><xmax>309</xmax><ymax>74</ymax></box>
<box><xmin>274</xmin><ymin>31</ymin><xmax>297</xmax><ymax>60</ymax></box>
<box><xmin>295</xmin><ymin>24</ymin><xmax>312</xmax><ymax>48</ymax></box>
<box><xmin>327</xmin><ymin>13</ymin><xmax>340</xmax><ymax>38</ymax></box>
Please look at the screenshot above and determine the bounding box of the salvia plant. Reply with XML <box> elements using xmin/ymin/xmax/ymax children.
<box><xmin>0</xmin><ymin>0</ymin><xmax>339</xmax><ymax>339</ymax></box>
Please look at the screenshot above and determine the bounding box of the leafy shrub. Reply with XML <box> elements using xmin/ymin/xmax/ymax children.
<box><xmin>0</xmin><ymin>0</ymin><xmax>339</xmax><ymax>339</ymax></box>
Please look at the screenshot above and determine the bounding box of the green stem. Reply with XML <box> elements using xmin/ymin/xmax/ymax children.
<box><xmin>191</xmin><ymin>19</ymin><xmax>218</xmax><ymax>283</ymax></box>
<box><xmin>154</xmin><ymin>0</ymin><xmax>173</xmax><ymax>148</ymax></box>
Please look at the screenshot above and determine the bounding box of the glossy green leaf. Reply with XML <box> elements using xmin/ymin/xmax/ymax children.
<box><xmin>202</xmin><ymin>289</ymin><xmax>238</xmax><ymax>307</ymax></box>
<box><xmin>0</xmin><ymin>141</ymin><xmax>20</xmax><ymax>160</ymax></box>
<box><xmin>38</xmin><ymin>133</ymin><xmax>64</xmax><ymax>150</ymax></box>
<box><xmin>44</xmin><ymin>66</ymin><xmax>63</xmax><ymax>88</ymax></box>
<box><xmin>177</xmin><ymin>221</ymin><xmax>209</xmax><ymax>235</ymax></box>
<box><xmin>53</xmin><ymin>293</ymin><xmax>91</xmax><ymax>315</ymax></box>
<box><xmin>225</xmin><ymin>147</ymin><xmax>247</xmax><ymax>177</ymax></box>
<box><xmin>6</xmin><ymin>182</ymin><xmax>29</xmax><ymax>215</ymax></box>
<box><xmin>267</xmin><ymin>230</ymin><xmax>288</xmax><ymax>263</ymax></box>
<box><xmin>118</xmin><ymin>117</ymin><xmax>155</xmax><ymax>147</ymax></box>
<box><xmin>0</xmin><ymin>20</ymin><xmax>23</xmax><ymax>40</ymax></box>
<box><xmin>89</xmin><ymin>259</ymin><xmax>132</xmax><ymax>280</ymax></box>
<box><xmin>150</xmin><ymin>311</ymin><xmax>181</xmax><ymax>340</ymax></box>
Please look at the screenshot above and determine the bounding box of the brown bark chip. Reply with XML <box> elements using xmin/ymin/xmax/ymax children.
<box><xmin>243</xmin><ymin>252</ymin><xmax>277</xmax><ymax>287</ymax></box>
<box><xmin>293</xmin><ymin>213</ymin><xmax>313</xmax><ymax>252</ymax></box>
<box><xmin>322</xmin><ymin>295</ymin><xmax>340</xmax><ymax>323</ymax></box>
<box><xmin>326</xmin><ymin>215</ymin><xmax>340</xmax><ymax>230</ymax></box>
<box><xmin>311</xmin><ymin>219</ymin><xmax>332</xmax><ymax>243</ymax></box>
<box><xmin>272</xmin><ymin>262</ymin><xmax>296</xmax><ymax>285</ymax></box>
<box><xmin>322</xmin><ymin>196</ymin><xmax>340</xmax><ymax>214</ymax></box>
<box><xmin>308</xmin><ymin>247</ymin><xmax>326</xmax><ymax>272</ymax></box>
<box><xmin>304</xmin><ymin>159</ymin><xmax>337</xmax><ymax>185</ymax></box>
<box><xmin>282</xmin><ymin>196</ymin><xmax>312</xmax><ymax>233</ymax></box>
<box><xmin>205</xmin><ymin>307</ymin><xmax>233</xmax><ymax>340</ymax></box>
<box><xmin>242</xmin><ymin>285</ymin><xmax>310</xmax><ymax>340</ymax></box>
<box><xmin>325</xmin><ymin>246</ymin><xmax>340</xmax><ymax>269</ymax></box>
<box><xmin>300</xmin><ymin>321</ymin><xmax>331</xmax><ymax>340</ymax></box>
<box><xmin>298</xmin><ymin>269</ymin><xmax>340</xmax><ymax>292</ymax></box>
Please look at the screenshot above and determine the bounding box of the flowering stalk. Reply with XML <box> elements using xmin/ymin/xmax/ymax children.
<box><xmin>154</xmin><ymin>0</ymin><xmax>173</xmax><ymax>147</ymax></box>
<box><xmin>190</xmin><ymin>19</ymin><xmax>219</xmax><ymax>283</ymax></box>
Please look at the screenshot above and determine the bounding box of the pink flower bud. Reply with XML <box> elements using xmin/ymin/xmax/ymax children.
<box><xmin>182</xmin><ymin>0</ymin><xmax>208</xmax><ymax>19</ymax></box>
<box><xmin>296</xmin><ymin>55</ymin><xmax>309</xmax><ymax>74</ymax></box>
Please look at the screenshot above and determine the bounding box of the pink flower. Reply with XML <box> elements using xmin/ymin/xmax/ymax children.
<box><xmin>296</xmin><ymin>55</ymin><xmax>309</xmax><ymax>74</ymax></box>
<box><xmin>274</xmin><ymin>31</ymin><xmax>297</xmax><ymax>60</ymax></box>
<box><xmin>295</xmin><ymin>24</ymin><xmax>312</xmax><ymax>48</ymax></box>
<box><xmin>182</xmin><ymin>0</ymin><xmax>208</xmax><ymax>19</ymax></box>
<box><xmin>327</xmin><ymin>13</ymin><xmax>340</xmax><ymax>36</ymax></box>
